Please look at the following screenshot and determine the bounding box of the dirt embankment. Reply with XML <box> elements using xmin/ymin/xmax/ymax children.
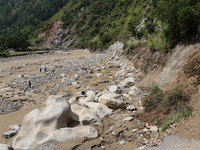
<box><xmin>126</xmin><ymin>43</ymin><xmax>200</xmax><ymax>140</ymax></box>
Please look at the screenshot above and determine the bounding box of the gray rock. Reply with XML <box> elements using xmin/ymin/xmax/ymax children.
<box><xmin>98</xmin><ymin>93</ymin><xmax>126</xmax><ymax>109</ymax></box>
<box><xmin>62</xmin><ymin>92</ymin><xmax>72</xmax><ymax>98</ymax></box>
<box><xmin>9</xmin><ymin>125</ymin><xmax>21</xmax><ymax>131</ymax></box>
<box><xmin>83</xmin><ymin>102</ymin><xmax>112</xmax><ymax>118</ymax></box>
<box><xmin>123</xmin><ymin>78</ymin><xmax>135</xmax><ymax>87</ymax></box>
<box><xmin>132</xmin><ymin>129</ymin><xmax>137</xmax><ymax>133</ymax></box>
<box><xmin>72</xmin><ymin>74</ymin><xmax>80</xmax><ymax>80</ymax></box>
<box><xmin>105</xmin><ymin>126</ymin><xmax>114</xmax><ymax>134</ymax></box>
<box><xmin>96</xmin><ymin>73</ymin><xmax>103</xmax><ymax>77</ymax></box>
<box><xmin>124</xmin><ymin>117</ymin><xmax>134</xmax><ymax>121</ymax></box>
<box><xmin>86</xmin><ymin>91</ymin><xmax>95</xmax><ymax>97</ymax></box>
<box><xmin>119</xmin><ymin>140</ymin><xmax>126</xmax><ymax>146</ymax></box>
<box><xmin>85</xmin><ymin>75</ymin><xmax>92</xmax><ymax>78</ymax></box>
<box><xmin>149</xmin><ymin>126</ymin><xmax>158</xmax><ymax>132</ymax></box>
<box><xmin>60</xmin><ymin>73</ymin><xmax>66</xmax><ymax>78</ymax></box>
<box><xmin>2</xmin><ymin>130</ymin><xmax>17</xmax><ymax>139</ymax></box>
<box><xmin>127</xmin><ymin>105</ymin><xmax>137</xmax><ymax>111</ymax></box>
<box><xmin>72</xmin><ymin>82</ymin><xmax>81</xmax><ymax>89</ymax></box>
<box><xmin>108</xmin><ymin>85</ymin><xmax>122</xmax><ymax>94</ymax></box>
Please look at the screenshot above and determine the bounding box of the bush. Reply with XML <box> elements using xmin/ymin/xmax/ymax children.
<box><xmin>155</xmin><ymin>0</ymin><xmax>200</xmax><ymax>48</ymax></box>
<box><xmin>0</xmin><ymin>35</ymin><xmax>30</xmax><ymax>51</ymax></box>
<box><xmin>143</xmin><ymin>84</ymin><xmax>193</xmax><ymax>131</ymax></box>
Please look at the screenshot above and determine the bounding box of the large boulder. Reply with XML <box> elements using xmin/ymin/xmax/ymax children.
<box><xmin>71</xmin><ymin>104</ymin><xmax>102</xmax><ymax>126</ymax></box>
<box><xmin>98</xmin><ymin>93</ymin><xmax>126</xmax><ymax>109</ymax></box>
<box><xmin>83</xmin><ymin>102</ymin><xmax>112</xmax><ymax>118</ymax></box>
<box><xmin>12</xmin><ymin>96</ymin><xmax>98</xmax><ymax>150</ymax></box>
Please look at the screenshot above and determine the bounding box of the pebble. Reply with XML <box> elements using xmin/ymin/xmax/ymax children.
<box><xmin>124</xmin><ymin>117</ymin><xmax>134</xmax><ymax>121</ymax></box>
<box><xmin>127</xmin><ymin>105</ymin><xmax>137</xmax><ymax>111</ymax></box>
<box><xmin>132</xmin><ymin>129</ymin><xmax>137</xmax><ymax>133</ymax></box>
<box><xmin>9</xmin><ymin>125</ymin><xmax>21</xmax><ymax>131</ymax></box>
<box><xmin>119</xmin><ymin>140</ymin><xmax>126</xmax><ymax>145</ymax></box>
<box><xmin>149</xmin><ymin>126</ymin><xmax>158</xmax><ymax>132</ymax></box>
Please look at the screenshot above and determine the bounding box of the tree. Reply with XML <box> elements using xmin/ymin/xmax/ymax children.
<box><xmin>0</xmin><ymin>35</ymin><xmax>30</xmax><ymax>51</ymax></box>
<box><xmin>155</xmin><ymin>0</ymin><xmax>200</xmax><ymax>48</ymax></box>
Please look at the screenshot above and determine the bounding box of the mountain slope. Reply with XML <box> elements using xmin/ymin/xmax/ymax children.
<box><xmin>0</xmin><ymin>0</ymin><xmax>199</xmax><ymax>50</ymax></box>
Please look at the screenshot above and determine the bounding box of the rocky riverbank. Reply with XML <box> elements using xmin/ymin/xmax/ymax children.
<box><xmin>1</xmin><ymin>48</ymin><xmax>199</xmax><ymax>150</ymax></box>
<box><xmin>0</xmin><ymin>50</ymin><xmax>164</xmax><ymax>150</ymax></box>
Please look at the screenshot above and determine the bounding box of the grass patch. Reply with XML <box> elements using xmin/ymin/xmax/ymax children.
<box><xmin>141</xmin><ymin>84</ymin><xmax>193</xmax><ymax>131</ymax></box>
<box><xmin>161</xmin><ymin>107</ymin><xmax>193</xmax><ymax>131</ymax></box>
<box><xmin>0</xmin><ymin>51</ymin><xmax>48</xmax><ymax>57</ymax></box>
<box><xmin>0</xmin><ymin>52</ymin><xmax>11</xmax><ymax>57</ymax></box>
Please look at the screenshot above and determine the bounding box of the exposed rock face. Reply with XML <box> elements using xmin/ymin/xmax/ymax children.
<box><xmin>12</xmin><ymin>96</ymin><xmax>98</xmax><ymax>150</ymax></box>
<box><xmin>42</xmin><ymin>20</ymin><xmax>63</xmax><ymax>48</ymax></box>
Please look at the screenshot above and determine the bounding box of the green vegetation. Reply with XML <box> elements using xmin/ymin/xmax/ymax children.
<box><xmin>0</xmin><ymin>35</ymin><xmax>30</xmax><ymax>51</ymax></box>
<box><xmin>143</xmin><ymin>84</ymin><xmax>193</xmax><ymax>131</ymax></box>
<box><xmin>0</xmin><ymin>0</ymin><xmax>70</xmax><ymax>38</ymax></box>
<box><xmin>155</xmin><ymin>0</ymin><xmax>200</xmax><ymax>48</ymax></box>
<box><xmin>0</xmin><ymin>0</ymin><xmax>199</xmax><ymax>51</ymax></box>
<box><xmin>0</xmin><ymin>51</ymin><xmax>47</xmax><ymax>57</ymax></box>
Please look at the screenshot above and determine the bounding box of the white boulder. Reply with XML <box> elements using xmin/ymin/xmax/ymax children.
<box><xmin>12</xmin><ymin>96</ymin><xmax>98</xmax><ymax>150</ymax></box>
<box><xmin>71</xmin><ymin>104</ymin><xmax>102</xmax><ymax>126</ymax></box>
<box><xmin>84</xmin><ymin>102</ymin><xmax>112</xmax><ymax>118</ymax></box>
<box><xmin>98</xmin><ymin>93</ymin><xmax>126</xmax><ymax>109</ymax></box>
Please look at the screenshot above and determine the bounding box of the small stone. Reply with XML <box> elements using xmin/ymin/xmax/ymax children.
<box><xmin>96</xmin><ymin>73</ymin><xmax>103</xmax><ymax>77</ymax></box>
<box><xmin>124</xmin><ymin>117</ymin><xmax>134</xmax><ymax>121</ymax></box>
<box><xmin>123</xmin><ymin>78</ymin><xmax>135</xmax><ymax>87</ymax></box>
<box><xmin>73</xmin><ymin>74</ymin><xmax>80</xmax><ymax>80</ymax></box>
<box><xmin>142</xmin><ymin>128</ymin><xmax>148</xmax><ymax>132</ymax></box>
<box><xmin>127</xmin><ymin>105</ymin><xmax>137</xmax><ymax>111</ymax></box>
<box><xmin>140</xmin><ymin>107</ymin><xmax>144</xmax><ymax>110</ymax></box>
<box><xmin>2</xmin><ymin>130</ymin><xmax>17</xmax><ymax>139</ymax></box>
<box><xmin>72</xmin><ymin>82</ymin><xmax>81</xmax><ymax>89</ymax></box>
<box><xmin>119</xmin><ymin>140</ymin><xmax>125</xmax><ymax>146</ymax></box>
<box><xmin>61</xmin><ymin>73</ymin><xmax>66</xmax><ymax>78</ymax></box>
<box><xmin>108</xmin><ymin>85</ymin><xmax>122</xmax><ymax>94</ymax></box>
<box><xmin>9</xmin><ymin>125</ymin><xmax>21</xmax><ymax>131</ymax></box>
<box><xmin>132</xmin><ymin>129</ymin><xmax>137</xmax><ymax>133</ymax></box>
<box><xmin>100</xmin><ymin>137</ymin><xmax>107</xmax><ymax>143</ymax></box>
<box><xmin>85</xmin><ymin>75</ymin><xmax>92</xmax><ymax>78</ymax></box>
<box><xmin>149</xmin><ymin>126</ymin><xmax>158</xmax><ymax>132</ymax></box>
<box><xmin>105</xmin><ymin>126</ymin><xmax>114</xmax><ymax>134</ymax></box>
<box><xmin>87</xmin><ymin>91</ymin><xmax>95</xmax><ymax>97</ymax></box>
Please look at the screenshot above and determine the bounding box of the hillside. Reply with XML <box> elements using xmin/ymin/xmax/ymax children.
<box><xmin>0</xmin><ymin>0</ymin><xmax>200</xmax><ymax>149</ymax></box>
<box><xmin>0</xmin><ymin>0</ymin><xmax>199</xmax><ymax>51</ymax></box>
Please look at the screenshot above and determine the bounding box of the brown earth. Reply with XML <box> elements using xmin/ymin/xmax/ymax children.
<box><xmin>42</xmin><ymin>20</ymin><xmax>63</xmax><ymax>48</ymax></box>
<box><xmin>126</xmin><ymin>43</ymin><xmax>200</xmax><ymax>140</ymax></box>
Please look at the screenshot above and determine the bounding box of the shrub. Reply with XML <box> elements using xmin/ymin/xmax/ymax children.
<box><xmin>155</xmin><ymin>0</ymin><xmax>200</xmax><ymax>48</ymax></box>
<box><xmin>143</xmin><ymin>84</ymin><xmax>193</xmax><ymax>131</ymax></box>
